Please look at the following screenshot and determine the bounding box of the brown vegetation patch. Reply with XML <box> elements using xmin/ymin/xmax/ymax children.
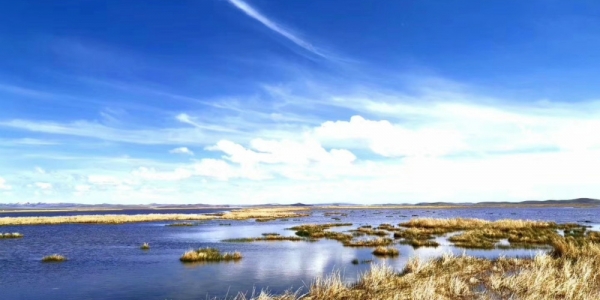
<box><xmin>372</xmin><ymin>246</ymin><xmax>399</xmax><ymax>256</ymax></box>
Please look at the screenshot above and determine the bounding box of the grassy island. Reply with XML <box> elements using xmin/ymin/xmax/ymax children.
<box><xmin>180</xmin><ymin>248</ymin><xmax>242</xmax><ymax>262</ymax></box>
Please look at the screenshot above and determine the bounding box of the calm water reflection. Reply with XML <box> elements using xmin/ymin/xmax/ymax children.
<box><xmin>0</xmin><ymin>207</ymin><xmax>598</xmax><ymax>299</ymax></box>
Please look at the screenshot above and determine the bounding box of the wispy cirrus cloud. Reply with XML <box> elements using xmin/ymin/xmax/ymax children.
<box><xmin>227</xmin><ymin>0</ymin><xmax>326</xmax><ymax>58</ymax></box>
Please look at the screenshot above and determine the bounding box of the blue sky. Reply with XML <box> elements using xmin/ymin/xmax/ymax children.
<box><xmin>1</xmin><ymin>0</ymin><xmax>600</xmax><ymax>204</ymax></box>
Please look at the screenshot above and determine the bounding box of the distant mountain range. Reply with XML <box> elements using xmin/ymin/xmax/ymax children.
<box><xmin>0</xmin><ymin>198</ymin><xmax>598</xmax><ymax>211</ymax></box>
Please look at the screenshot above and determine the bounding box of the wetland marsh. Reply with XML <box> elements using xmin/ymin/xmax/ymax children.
<box><xmin>1</xmin><ymin>206</ymin><xmax>599</xmax><ymax>299</ymax></box>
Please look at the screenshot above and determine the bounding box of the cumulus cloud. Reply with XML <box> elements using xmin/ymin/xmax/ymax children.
<box><xmin>169</xmin><ymin>147</ymin><xmax>194</xmax><ymax>155</ymax></box>
<box><xmin>314</xmin><ymin>115</ymin><xmax>464</xmax><ymax>157</ymax></box>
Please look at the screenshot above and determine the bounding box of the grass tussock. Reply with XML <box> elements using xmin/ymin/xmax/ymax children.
<box><xmin>140</xmin><ymin>243</ymin><xmax>150</xmax><ymax>250</ymax></box>
<box><xmin>179</xmin><ymin>248</ymin><xmax>242</xmax><ymax>262</ymax></box>
<box><xmin>235</xmin><ymin>237</ymin><xmax>600</xmax><ymax>300</ymax></box>
<box><xmin>351</xmin><ymin>227</ymin><xmax>389</xmax><ymax>236</ymax></box>
<box><xmin>400</xmin><ymin>239</ymin><xmax>440</xmax><ymax>248</ymax></box>
<box><xmin>372</xmin><ymin>246</ymin><xmax>399</xmax><ymax>256</ymax></box>
<box><xmin>0</xmin><ymin>232</ymin><xmax>23</xmax><ymax>238</ymax></box>
<box><xmin>42</xmin><ymin>254</ymin><xmax>67</xmax><ymax>262</ymax></box>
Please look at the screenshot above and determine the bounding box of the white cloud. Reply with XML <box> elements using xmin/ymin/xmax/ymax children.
<box><xmin>208</xmin><ymin>138</ymin><xmax>356</xmax><ymax>166</ymax></box>
<box><xmin>0</xmin><ymin>177</ymin><xmax>11</xmax><ymax>190</ymax></box>
<box><xmin>314</xmin><ymin>115</ymin><xmax>464</xmax><ymax>157</ymax></box>
<box><xmin>4</xmin><ymin>77</ymin><xmax>600</xmax><ymax>204</ymax></box>
<box><xmin>34</xmin><ymin>182</ymin><xmax>53</xmax><ymax>190</ymax></box>
<box><xmin>226</xmin><ymin>0</ymin><xmax>325</xmax><ymax>58</ymax></box>
<box><xmin>169</xmin><ymin>147</ymin><xmax>194</xmax><ymax>155</ymax></box>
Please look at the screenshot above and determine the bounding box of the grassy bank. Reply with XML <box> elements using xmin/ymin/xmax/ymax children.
<box><xmin>0</xmin><ymin>207</ymin><xmax>308</xmax><ymax>226</ymax></box>
<box><xmin>232</xmin><ymin>237</ymin><xmax>600</xmax><ymax>299</ymax></box>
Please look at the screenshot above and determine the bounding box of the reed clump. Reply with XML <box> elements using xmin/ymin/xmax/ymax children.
<box><xmin>42</xmin><ymin>254</ymin><xmax>67</xmax><ymax>262</ymax></box>
<box><xmin>179</xmin><ymin>248</ymin><xmax>242</xmax><ymax>262</ymax></box>
<box><xmin>0</xmin><ymin>232</ymin><xmax>23</xmax><ymax>238</ymax></box>
<box><xmin>400</xmin><ymin>238</ymin><xmax>440</xmax><ymax>248</ymax></box>
<box><xmin>350</xmin><ymin>227</ymin><xmax>389</xmax><ymax>236</ymax></box>
<box><xmin>372</xmin><ymin>246</ymin><xmax>399</xmax><ymax>256</ymax></box>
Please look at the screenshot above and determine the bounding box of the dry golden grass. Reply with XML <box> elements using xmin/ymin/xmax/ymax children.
<box><xmin>180</xmin><ymin>248</ymin><xmax>242</xmax><ymax>262</ymax></box>
<box><xmin>351</xmin><ymin>227</ymin><xmax>389</xmax><ymax>236</ymax></box>
<box><xmin>0</xmin><ymin>207</ymin><xmax>309</xmax><ymax>226</ymax></box>
<box><xmin>372</xmin><ymin>246</ymin><xmax>399</xmax><ymax>256</ymax></box>
<box><xmin>0</xmin><ymin>232</ymin><xmax>23</xmax><ymax>238</ymax></box>
<box><xmin>233</xmin><ymin>237</ymin><xmax>600</xmax><ymax>300</ymax></box>
<box><xmin>220</xmin><ymin>207</ymin><xmax>309</xmax><ymax>221</ymax></box>
<box><xmin>398</xmin><ymin>218</ymin><xmax>579</xmax><ymax>250</ymax></box>
<box><xmin>400</xmin><ymin>217</ymin><xmax>556</xmax><ymax>230</ymax></box>
<box><xmin>400</xmin><ymin>239</ymin><xmax>440</xmax><ymax>248</ymax></box>
<box><xmin>0</xmin><ymin>213</ymin><xmax>214</xmax><ymax>225</ymax></box>
<box><xmin>42</xmin><ymin>254</ymin><xmax>67</xmax><ymax>262</ymax></box>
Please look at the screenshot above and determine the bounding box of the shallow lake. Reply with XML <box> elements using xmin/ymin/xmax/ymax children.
<box><xmin>1</xmin><ymin>207</ymin><xmax>599</xmax><ymax>299</ymax></box>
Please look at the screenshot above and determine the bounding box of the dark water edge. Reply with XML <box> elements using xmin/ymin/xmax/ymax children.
<box><xmin>0</xmin><ymin>207</ymin><xmax>599</xmax><ymax>300</ymax></box>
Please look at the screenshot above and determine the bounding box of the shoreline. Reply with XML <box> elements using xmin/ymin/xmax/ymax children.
<box><xmin>0</xmin><ymin>207</ymin><xmax>308</xmax><ymax>226</ymax></box>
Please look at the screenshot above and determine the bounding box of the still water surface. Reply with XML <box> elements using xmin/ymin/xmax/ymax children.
<box><xmin>1</xmin><ymin>207</ymin><xmax>599</xmax><ymax>299</ymax></box>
